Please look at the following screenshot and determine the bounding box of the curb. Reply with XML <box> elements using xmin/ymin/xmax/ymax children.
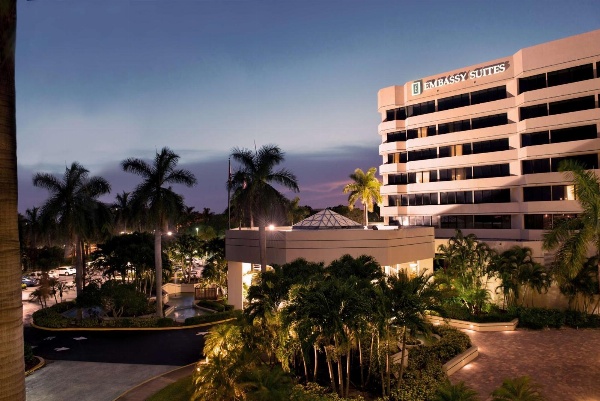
<box><xmin>30</xmin><ymin>318</ymin><xmax>235</xmax><ymax>332</ymax></box>
<box><xmin>112</xmin><ymin>363</ymin><xmax>195</xmax><ymax>401</ymax></box>
<box><xmin>25</xmin><ymin>356</ymin><xmax>46</xmax><ymax>376</ymax></box>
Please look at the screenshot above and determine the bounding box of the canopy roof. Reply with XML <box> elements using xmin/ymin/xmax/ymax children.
<box><xmin>292</xmin><ymin>209</ymin><xmax>363</xmax><ymax>230</ymax></box>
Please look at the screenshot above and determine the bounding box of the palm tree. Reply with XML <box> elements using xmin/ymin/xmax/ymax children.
<box><xmin>0</xmin><ymin>1</ymin><xmax>25</xmax><ymax>398</ymax></box>
<box><xmin>491</xmin><ymin>376</ymin><xmax>545</xmax><ymax>401</ymax></box>
<box><xmin>433</xmin><ymin>381</ymin><xmax>480</xmax><ymax>401</ymax></box>
<box><xmin>343</xmin><ymin>167</ymin><xmax>382</xmax><ymax>226</ymax></box>
<box><xmin>122</xmin><ymin>147</ymin><xmax>197</xmax><ymax>317</ymax></box>
<box><xmin>229</xmin><ymin>144</ymin><xmax>299</xmax><ymax>272</ymax></box>
<box><xmin>33</xmin><ymin>162</ymin><xmax>111</xmax><ymax>296</ymax></box>
<box><xmin>112</xmin><ymin>191</ymin><xmax>134</xmax><ymax>234</ymax></box>
<box><xmin>543</xmin><ymin>159</ymin><xmax>600</xmax><ymax>295</ymax></box>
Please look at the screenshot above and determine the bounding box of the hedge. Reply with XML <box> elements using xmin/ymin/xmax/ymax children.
<box><xmin>183</xmin><ymin>310</ymin><xmax>239</xmax><ymax>326</ymax></box>
<box><xmin>196</xmin><ymin>300</ymin><xmax>234</xmax><ymax>312</ymax></box>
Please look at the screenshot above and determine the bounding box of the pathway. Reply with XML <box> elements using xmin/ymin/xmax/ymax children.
<box><xmin>451</xmin><ymin>328</ymin><xmax>600</xmax><ymax>401</ymax></box>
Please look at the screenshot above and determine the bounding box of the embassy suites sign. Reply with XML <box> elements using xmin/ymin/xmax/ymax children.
<box><xmin>411</xmin><ymin>61</ymin><xmax>509</xmax><ymax>96</ymax></box>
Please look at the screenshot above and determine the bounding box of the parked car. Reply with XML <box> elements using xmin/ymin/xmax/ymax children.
<box><xmin>57</xmin><ymin>266</ymin><xmax>76</xmax><ymax>276</ymax></box>
<box><xmin>29</xmin><ymin>270</ymin><xmax>59</xmax><ymax>280</ymax></box>
<box><xmin>21</xmin><ymin>276</ymin><xmax>38</xmax><ymax>287</ymax></box>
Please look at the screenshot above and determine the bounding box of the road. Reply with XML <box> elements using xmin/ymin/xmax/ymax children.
<box><xmin>24</xmin><ymin>326</ymin><xmax>207</xmax><ymax>365</ymax></box>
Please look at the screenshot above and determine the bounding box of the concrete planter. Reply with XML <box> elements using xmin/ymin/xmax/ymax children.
<box><xmin>443</xmin><ymin>346</ymin><xmax>479</xmax><ymax>376</ymax></box>
<box><xmin>427</xmin><ymin>315</ymin><xmax>518</xmax><ymax>331</ymax></box>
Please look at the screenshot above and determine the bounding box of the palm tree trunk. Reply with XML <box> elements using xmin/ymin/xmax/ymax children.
<box><xmin>345</xmin><ymin>350</ymin><xmax>351</xmax><ymax>398</ymax></box>
<box><xmin>324</xmin><ymin>346</ymin><xmax>337</xmax><ymax>395</ymax></box>
<box><xmin>397</xmin><ymin>327</ymin><xmax>408</xmax><ymax>390</ymax></box>
<box><xmin>154</xmin><ymin>230</ymin><xmax>164</xmax><ymax>318</ymax></box>
<box><xmin>364</xmin><ymin>203</ymin><xmax>368</xmax><ymax>226</ymax></box>
<box><xmin>313</xmin><ymin>345</ymin><xmax>319</xmax><ymax>382</ymax></box>
<box><xmin>0</xmin><ymin>1</ymin><xmax>25</xmax><ymax>398</ymax></box>
<box><xmin>75</xmin><ymin>237</ymin><xmax>84</xmax><ymax>295</ymax></box>
<box><xmin>358</xmin><ymin>337</ymin><xmax>364</xmax><ymax>388</ymax></box>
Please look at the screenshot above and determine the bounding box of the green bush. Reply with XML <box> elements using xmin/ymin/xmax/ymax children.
<box><xmin>32</xmin><ymin>303</ymin><xmax>70</xmax><ymax>328</ymax></box>
<box><xmin>393</xmin><ymin>361</ymin><xmax>446</xmax><ymax>401</ymax></box>
<box><xmin>195</xmin><ymin>299</ymin><xmax>234</xmax><ymax>312</ymax></box>
<box><xmin>24</xmin><ymin>343</ymin><xmax>35</xmax><ymax>365</ymax></box>
<box><xmin>183</xmin><ymin>310</ymin><xmax>238</xmax><ymax>326</ymax></box>
<box><xmin>157</xmin><ymin>317</ymin><xmax>176</xmax><ymax>327</ymax></box>
<box><xmin>514</xmin><ymin>307</ymin><xmax>565</xmax><ymax>329</ymax></box>
<box><xmin>438</xmin><ymin>303</ymin><xmax>516</xmax><ymax>323</ymax></box>
<box><xmin>564</xmin><ymin>310</ymin><xmax>600</xmax><ymax>328</ymax></box>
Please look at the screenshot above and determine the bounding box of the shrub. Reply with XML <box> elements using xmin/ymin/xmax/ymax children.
<box><xmin>196</xmin><ymin>299</ymin><xmax>231</xmax><ymax>312</ymax></box>
<box><xmin>32</xmin><ymin>303</ymin><xmax>70</xmax><ymax>328</ymax></box>
<box><xmin>157</xmin><ymin>317</ymin><xmax>176</xmax><ymax>327</ymax></box>
<box><xmin>183</xmin><ymin>310</ymin><xmax>238</xmax><ymax>326</ymax></box>
<box><xmin>393</xmin><ymin>361</ymin><xmax>447</xmax><ymax>401</ymax></box>
<box><xmin>564</xmin><ymin>310</ymin><xmax>600</xmax><ymax>328</ymax></box>
<box><xmin>514</xmin><ymin>307</ymin><xmax>565</xmax><ymax>329</ymax></box>
<box><xmin>24</xmin><ymin>343</ymin><xmax>35</xmax><ymax>365</ymax></box>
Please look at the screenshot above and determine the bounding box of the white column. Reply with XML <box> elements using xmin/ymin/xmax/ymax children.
<box><xmin>227</xmin><ymin>261</ymin><xmax>244</xmax><ymax>310</ymax></box>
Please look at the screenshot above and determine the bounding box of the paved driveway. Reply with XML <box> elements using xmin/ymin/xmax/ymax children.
<box><xmin>451</xmin><ymin>328</ymin><xmax>600</xmax><ymax>401</ymax></box>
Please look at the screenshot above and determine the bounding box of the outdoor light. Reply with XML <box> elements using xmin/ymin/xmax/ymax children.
<box><xmin>167</xmin><ymin>231</ymin><xmax>173</xmax><ymax>236</ymax></box>
<box><xmin>268</xmin><ymin>224</ymin><xmax>275</xmax><ymax>230</ymax></box>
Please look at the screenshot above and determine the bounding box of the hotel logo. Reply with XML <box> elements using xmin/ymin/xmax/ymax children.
<box><xmin>411</xmin><ymin>80</ymin><xmax>423</xmax><ymax>96</ymax></box>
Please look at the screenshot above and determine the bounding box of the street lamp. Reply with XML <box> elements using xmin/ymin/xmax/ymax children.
<box><xmin>195</xmin><ymin>227</ymin><xmax>199</xmax><ymax>236</ymax></box>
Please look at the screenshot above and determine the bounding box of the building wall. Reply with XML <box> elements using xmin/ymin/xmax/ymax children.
<box><xmin>377</xmin><ymin>30</ymin><xmax>600</xmax><ymax>258</ymax></box>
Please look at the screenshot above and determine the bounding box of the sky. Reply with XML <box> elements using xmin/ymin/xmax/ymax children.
<box><xmin>16</xmin><ymin>0</ymin><xmax>600</xmax><ymax>215</ymax></box>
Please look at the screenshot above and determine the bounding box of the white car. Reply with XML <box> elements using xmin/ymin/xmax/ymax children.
<box><xmin>29</xmin><ymin>271</ymin><xmax>59</xmax><ymax>280</ymax></box>
<box><xmin>57</xmin><ymin>266</ymin><xmax>76</xmax><ymax>276</ymax></box>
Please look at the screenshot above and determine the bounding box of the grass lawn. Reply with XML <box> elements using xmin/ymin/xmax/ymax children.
<box><xmin>147</xmin><ymin>375</ymin><xmax>194</xmax><ymax>401</ymax></box>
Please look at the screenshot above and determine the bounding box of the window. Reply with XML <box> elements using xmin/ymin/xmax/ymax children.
<box><xmin>473</xmin><ymin>215</ymin><xmax>511</xmax><ymax>229</ymax></box>
<box><xmin>472</xmin><ymin>163</ymin><xmax>510</xmax><ymax>179</ymax></box>
<box><xmin>385</xmin><ymin>131</ymin><xmax>406</xmax><ymax>143</ymax></box>
<box><xmin>519</xmin><ymin>73</ymin><xmax>546</xmax><ymax>94</ymax></box>
<box><xmin>406</xmin><ymin>101</ymin><xmax>435</xmax><ymax>118</ymax></box>
<box><xmin>525</xmin><ymin>214</ymin><xmax>577</xmax><ymax>229</ymax></box>
<box><xmin>522</xmin><ymin>159</ymin><xmax>550</xmax><ymax>175</ymax></box>
<box><xmin>551</xmin><ymin>124</ymin><xmax>597</xmax><ymax>144</ymax></box>
<box><xmin>521</xmin><ymin>131</ymin><xmax>550</xmax><ymax>147</ymax></box>
<box><xmin>471</xmin><ymin>86</ymin><xmax>507</xmax><ymax>105</ymax></box>
<box><xmin>520</xmin><ymin>104</ymin><xmax>548</xmax><ymax>121</ymax></box>
<box><xmin>472</xmin><ymin>138</ymin><xmax>509</xmax><ymax>154</ymax></box>
<box><xmin>388</xmin><ymin>174</ymin><xmax>407</xmax><ymax>185</ymax></box>
<box><xmin>388</xmin><ymin>195</ymin><xmax>400</xmax><ymax>206</ymax></box>
<box><xmin>440</xmin><ymin>191</ymin><xmax>472</xmax><ymax>205</ymax></box>
<box><xmin>417</xmin><ymin>125</ymin><xmax>436</xmax><ymax>138</ymax></box>
<box><xmin>472</xmin><ymin>113</ymin><xmax>508</xmax><ymax>130</ymax></box>
<box><xmin>438</xmin><ymin>119</ymin><xmax>471</xmax><ymax>135</ymax></box>
<box><xmin>438</xmin><ymin>93</ymin><xmax>470</xmax><ymax>111</ymax></box>
<box><xmin>552</xmin><ymin>185</ymin><xmax>576</xmax><ymax>201</ymax></box>
<box><xmin>440</xmin><ymin>215</ymin><xmax>474</xmax><ymax>229</ymax></box>
<box><xmin>523</xmin><ymin>186</ymin><xmax>551</xmax><ymax>202</ymax></box>
<box><xmin>409</xmin><ymin>170</ymin><xmax>434</xmax><ymax>184</ymax></box>
<box><xmin>408</xmin><ymin>148</ymin><xmax>437</xmax><ymax>162</ymax></box>
<box><xmin>551</xmin><ymin>154</ymin><xmax>599</xmax><ymax>171</ymax></box>
<box><xmin>548</xmin><ymin>95</ymin><xmax>595</xmax><ymax>115</ymax></box>
<box><xmin>385</xmin><ymin>107</ymin><xmax>406</xmax><ymax>122</ymax></box>
<box><xmin>439</xmin><ymin>167</ymin><xmax>472</xmax><ymax>181</ymax></box>
<box><xmin>473</xmin><ymin>189</ymin><xmax>510</xmax><ymax>203</ymax></box>
<box><xmin>547</xmin><ymin>64</ymin><xmax>594</xmax><ymax>87</ymax></box>
<box><xmin>407</xmin><ymin>129</ymin><xmax>418</xmax><ymax>140</ymax></box>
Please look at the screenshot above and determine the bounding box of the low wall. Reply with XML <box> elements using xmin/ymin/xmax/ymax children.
<box><xmin>427</xmin><ymin>315</ymin><xmax>518</xmax><ymax>331</ymax></box>
<box><xmin>443</xmin><ymin>346</ymin><xmax>478</xmax><ymax>376</ymax></box>
<box><xmin>163</xmin><ymin>283</ymin><xmax>196</xmax><ymax>294</ymax></box>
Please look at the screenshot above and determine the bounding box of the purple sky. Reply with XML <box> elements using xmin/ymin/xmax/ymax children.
<box><xmin>16</xmin><ymin>1</ymin><xmax>600</xmax><ymax>214</ymax></box>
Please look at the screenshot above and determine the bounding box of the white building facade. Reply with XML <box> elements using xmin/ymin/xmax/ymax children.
<box><xmin>378</xmin><ymin>29</ymin><xmax>600</xmax><ymax>261</ymax></box>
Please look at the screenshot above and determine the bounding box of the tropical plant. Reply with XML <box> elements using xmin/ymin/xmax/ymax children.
<box><xmin>491</xmin><ymin>376</ymin><xmax>545</xmax><ymax>401</ymax></box>
<box><xmin>200</xmin><ymin>237</ymin><xmax>228</xmax><ymax>296</ymax></box>
<box><xmin>437</xmin><ymin>230</ymin><xmax>496</xmax><ymax>314</ymax></box>
<box><xmin>168</xmin><ymin>233</ymin><xmax>203</xmax><ymax>283</ymax></box>
<box><xmin>558</xmin><ymin>256</ymin><xmax>599</xmax><ymax>313</ymax></box>
<box><xmin>122</xmin><ymin>147</ymin><xmax>197</xmax><ymax>317</ymax></box>
<box><xmin>433</xmin><ymin>381</ymin><xmax>480</xmax><ymax>401</ymax></box>
<box><xmin>492</xmin><ymin>246</ymin><xmax>550</xmax><ymax>308</ymax></box>
<box><xmin>543</xmin><ymin>159</ymin><xmax>600</xmax><ymax>296</ymax></box>
<box><xmin>229</xmin><ymin>144</ymin><xmax>299</xmax><ymax>271</ymax></box>
<box><xmin>33</xmin><ymin>162</ymin><xmax>111</xmax><ymax>296</ymax></box>
<box><xmin>343</xmin><ymin>167</ymin><xmax>382</xmax><ymax>226</ymax></box>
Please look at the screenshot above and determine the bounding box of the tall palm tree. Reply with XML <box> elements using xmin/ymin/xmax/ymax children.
<box><xmin>122</xmin><ymin>147</ymin><xmax>197</xmax><ymax>317</ymax></box>
<box><xmin>491</xmin><ymin>376</ymin><xmax>545</xmax><ymax>401</ymax></box>
<box><xmin>229</xmin><ymin>144</ymin><xmax>299</xmax><ymax>272</ymax></box>
<box><xmin>0</xmin><ymin>2</ymin><xmax>25</xmax><ymax>398</ymax></box>
<box><xmin>343</xmin><ymin>167</ymin><xmax>382</xmax><ymax>226</ymax></box>
<box><xmin>112</xmin><ymin>191</ymin><xmax>134</xmax><ymax>234</ymax></box>
<box><xmin>543</xmin><ymin>159</ymin><xmax>600</xmax><ymax>295</ymax></box>
<box><xmin>33</xmin><ymin>162</ymin><xmax>111</xmax><ymax>296</ymax></box>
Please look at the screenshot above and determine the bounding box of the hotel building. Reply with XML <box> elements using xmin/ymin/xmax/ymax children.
<box><xmin>377</xmin><ymin>29</ymin><xmax>600</xmax><ymax>261</ymax></box>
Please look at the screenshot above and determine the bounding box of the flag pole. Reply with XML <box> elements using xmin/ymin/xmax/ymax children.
<box><xmin>228</xmin><ymin>157</ymin><xmax>231</xmax><ymax>229</ymax></box>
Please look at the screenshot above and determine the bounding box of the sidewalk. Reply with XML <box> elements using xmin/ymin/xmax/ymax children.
<box><xmin>114</xmin><ymin>364</ymin><xmax>195</xmax><ymax>401</ymax></box>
